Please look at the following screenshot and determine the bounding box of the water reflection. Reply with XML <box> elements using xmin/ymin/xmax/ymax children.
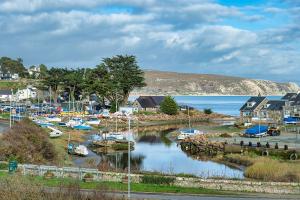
<box><xmin>76</xmin><ymin>126</ymin><xmax>244</xmax><ymax>179</ymax></box>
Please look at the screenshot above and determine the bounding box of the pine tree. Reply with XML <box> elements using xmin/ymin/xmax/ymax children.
<box><xmin>160</xmin><ymin>96</ymin><xmax>178</xmax><ymax>115</ymax></box>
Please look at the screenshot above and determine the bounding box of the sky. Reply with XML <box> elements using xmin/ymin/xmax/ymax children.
<box><xmin>0</xmin><ymin>0</ymin><xmax>300</xmax><ymax>84</ymax></box>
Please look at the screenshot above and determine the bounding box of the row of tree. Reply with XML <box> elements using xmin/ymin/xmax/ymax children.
<box><xmin>40</xmin><ymin>55</ymin><xmax>146</xmax><ymax>106</ymax></box>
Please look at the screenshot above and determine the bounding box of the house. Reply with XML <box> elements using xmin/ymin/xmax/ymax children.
<box><xmin>240</xmin><ymin>96</ymin><xmax>268</xmax><ymax>123</ymax></box>
<box><xmin>0</xmin><ymin>90</ymin><xmax>12</xmax><ymax>102</ymax></box>
<box><xmin>0</xmin><ymin>71</ymin><xmax>19</xmax><ymax>80</ymax></box>
<box><xmin>261</xmin><ymin>100</ymin><xmax>286</xmax><ymax>123</ymax></box>
<box><xmin>133</xmin><ymin>96</ymin><xmax>165</xmax><ymax>111</ymax></box>
<box><xmin>282</xmin><ymin>93</ymin><xmax>300</xmax><ymax>118</ymax></box>
<box><xmin>16</xmin><ymin>86</ymin><xmax>37</xmax><ymax>101</ymax></box>
<box><xmin>28</xmin><ymin>66</ymin><xmax>41</xmax><ymax>78</ymax></box>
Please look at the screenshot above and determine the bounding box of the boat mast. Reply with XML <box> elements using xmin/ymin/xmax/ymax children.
<box><xmin>115</xmin><ymin>90</ymin><xmax>118</xmax><ymax>133</ymax></box>
<box><xmin>49</xmin><ymin>86</ymin><xmax>51</xmax><ymax>114</ymax></box>
<box><xmin>188</xmin><ymin>106</ymin><xmax>191</xmax><ymax>133</ymax></box>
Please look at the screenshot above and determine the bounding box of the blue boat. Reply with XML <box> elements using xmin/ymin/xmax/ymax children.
<box><xmin>11</xmin><ymin>115</ymin><xmax>24</xmax><ymax>121</ymax></box>
<box><xmin>244</xmin><ymin>125</ymin><xmax>268</xmax><ymax>137</ymax></box>
<box><xmin>73</xmin><ymin>123</ymin><xmax>92</xmax><ymax>130</ymax></box>
<box><xmin>284</xmin><ymin>117</ymin><xmax>300</xmax><ymax>124</ymax></box>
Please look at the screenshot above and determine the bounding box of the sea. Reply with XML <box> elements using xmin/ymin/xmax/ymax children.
<box><xmin>130</xmin><ymin>96</ymin><xmax>282</xmax><ymax>116</ymax></box>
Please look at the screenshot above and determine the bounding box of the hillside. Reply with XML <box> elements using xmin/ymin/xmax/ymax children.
<box><xmin>132</xmin><ymin>70</ymin><xmax>299</xmax><ymax>96</ymax></box>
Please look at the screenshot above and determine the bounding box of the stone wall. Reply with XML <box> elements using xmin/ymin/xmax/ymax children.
<box><xmin>19</xmin><ymin>164</ymin><xmax>300</xmax><ymax>194</ymax></box>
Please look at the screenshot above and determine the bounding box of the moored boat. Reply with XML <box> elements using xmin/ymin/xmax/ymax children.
<box><xmin>244</xmin><ymin>125</ymin><xmax>268</xmax><ymax>137</ymax></box>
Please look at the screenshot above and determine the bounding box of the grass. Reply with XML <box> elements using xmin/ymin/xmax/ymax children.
<box><xmin>0</xmin><ymin>171</ymin><xmax>232</xmax><ymax>195</ymax></box>
<box><xmin>0</xmin><ymin>113</ymin><xmax>10</xmax><ymax>120</ymax></box>
<box><xmin>222</xmin><ymin>154</ymin><xmax>300</xmax><ymax>182</ymax></box>
<box><xmin>245</xmin><ymin>158</ymin><xmax>300</xmax><ymax>182</ymax></box>
<box><xmin>0</xmin><ymin>80</ymin><xmax>26</xmax><ymax>90</ymax></box>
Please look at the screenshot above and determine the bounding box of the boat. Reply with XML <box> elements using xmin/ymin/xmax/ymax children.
<box><xmin>177</xmin><ymin>129</ymin><xmax>203</xmax><ymax>140</ymax></box>
<box><xmin>90</xmin><ymin>134</ymin><xmax>102</xmax><ymax>142</ymax></box>
<box><xmin>67</xmin><ymin>143</ymin><xmax>89</xmax><ymax>156</ymax></box>
<box><xmin>11</xmin><ymin>115</ymin><xmax>24</xmax><ymax>121</ymax></box>
<box><xmin>73</xmin><ymin>123</ymin><xmax>92</xmax><ymax>130</ymax></box>
<box><xmin>35</xmin><ymin>120</ymin><xmax>54</xmax><ymax>127</ymax></box>
<box><xmin>103</xmin><ymin>132</ymin><xmax>125</xmax><ymax>140</ymax></box>
<box><xmin>86</xmin><ymin>117</ymin><xmax>101</xmax><ymax>125</ymax></box>
<box><xmin>284</xmin><ymin>116</ymin><xmax>300</xmax><ymax>125</ymax></box>
<box><xmin>45</xmin><ymin>115</ymin><xmax>62</xmax><ymax>122</ymax></box>
<box><xmin>244</xmin><ymin>125</ymin><xmax>268</xmax><ymax>137</ymax></box>
<box><xmin>66</xmin><ymin>117</ymin><xmax>83</xmax><ymax>127</ymax></box>
<box><xmin>58</xmin><ymin>122</ymin><xmax>67</xmax><ymax>127</ymax></box>
<box><xmin>177</xmin><ymin>106</ymin><xmax>202</xmax><ymax>140</ymax></box>
<box><xmin>48</xmin><ymin>126</ymin><xmax>63</xmax><ymax>138</ymax></box>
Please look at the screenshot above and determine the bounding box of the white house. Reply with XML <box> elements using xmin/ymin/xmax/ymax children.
<box><xmin>0</xmin><ymin>90</ymin><xmax>12</xmax><ymax>102</ymax></box>
<box><xmin>28</xmin><ymin>66</ymin><xmax>40</xmax><ymax>77</ymax></box>
<box><xmin>16</xmin><ymin>86</ymin><xmax>37</xmax><ymax>101</ymax></box>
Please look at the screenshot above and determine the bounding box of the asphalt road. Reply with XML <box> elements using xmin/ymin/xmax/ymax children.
<box><xmin>99</xmin><ymin>191</ymin><xmax>300</xmax><ymax>200</ymax></box>
<box><xmin>45</xmin><ymin>187</ymin><xmax>300</xmax><ymax>200</ymax></box>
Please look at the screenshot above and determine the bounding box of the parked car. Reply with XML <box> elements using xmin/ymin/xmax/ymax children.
<box><xmin>267</xmin><ymin>127</ymin><xmax>281</xmax><ymax>136</ymax></box>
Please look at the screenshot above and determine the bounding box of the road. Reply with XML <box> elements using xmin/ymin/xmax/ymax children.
<box><xmin>80</xmin><ymin>190</ymin><xmax>300</xmax><ymax>200</ymax></box>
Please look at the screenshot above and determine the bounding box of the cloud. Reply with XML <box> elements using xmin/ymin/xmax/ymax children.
<box><xmin>0</xmin><ymin>0</ymin><xmax>299</xmax><ymax>84</ymax></box>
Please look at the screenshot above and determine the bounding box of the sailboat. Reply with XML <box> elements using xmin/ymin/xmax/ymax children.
<box><xmin>48</xmin><ymin>126</ymin><xmax>63</xmax><ymax>138</ymax></box>
<box><xmin>177</xmin><ymin>106</ymin><xmax>203</xmax><ymax>140</ymax></box>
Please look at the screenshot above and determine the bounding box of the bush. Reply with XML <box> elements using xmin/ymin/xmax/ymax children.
<box><xmin>83</xmin><ymin>173</ymin><xmax>94</xmax><ymax>179</ymax></box>
<box><xmin>141</xmin><ymin>175</ymin><xmax>175</xmax><ymax>185</ymax></box>
<box><xmin>0</xmin><ymin>118</ymin><xmax>57</xmax><ymax>164</ymax></box>
<box><xmin>160</xmin><ymin>96</ymin><xmax>178</xmax><ymax>115</ymax></box>
<box><xmin>0</xmin><ymin>162</ymin><xmax>8</xmax><ymax>170</ymax></box>
<box><xmin>204</xmin><ymin>108</ymin><xmax>213</xmax><ymax>114</ymax></box>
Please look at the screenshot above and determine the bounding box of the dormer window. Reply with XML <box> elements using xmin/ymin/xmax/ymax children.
<box><xmin>264</xmin><ymin>104</ymin><xmax>270</xmax><ymax>108</ymax></box>
<box><xmin>247</xmin><ymin>102</ymin><xmax>256</xmax><ymax>107</ymax></box>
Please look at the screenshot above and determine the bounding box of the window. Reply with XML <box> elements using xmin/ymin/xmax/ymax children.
<box><xmin>247</xmin><ymin>102</ymin><xmax>256</xmax><ymax>107</ymax></box>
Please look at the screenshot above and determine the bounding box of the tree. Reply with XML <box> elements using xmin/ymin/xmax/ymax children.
<box><xmin>63</xmin><ymin>68</ymin><xmax>86</xmax><ymax>101</ymax></box>
<box><xmin>38</xmin><ymin>64</ymin><xmax>48</xmax><ymax>79</ymax></box>
<box><xmin>0</xmin><ymin>56</ymin><xmax>27</xmax><ymax>77</ymax></box>
<box><xmin>160</xmin><ymin>96</ymin><xmax>178</xmax><ymax>115</ymax></box>
<box><xmin>41</xmin><ymin>68</ymin><xmax>68</xmax><ymax>103</ymax></box>
<box><xmin>101</xmin><ymin>55</ymin><xmax>146</xmax><ymax>105</ymax></box>
<box><xmin>204</xmin><ymin>108</ymin><xmax>213</xmax><ymax>114</ymax></box>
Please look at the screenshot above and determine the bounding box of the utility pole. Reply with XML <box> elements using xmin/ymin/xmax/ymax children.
<box><xmin>128</xmin><ymin>117</ymin><xmax>131</xmax><ymax>199</ymax></box>
<box><xmin>9</xmin><ymin>89</ymin><xmax>12</xmax><ymax>128</ymax></box>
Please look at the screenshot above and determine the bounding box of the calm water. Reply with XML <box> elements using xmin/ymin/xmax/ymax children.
<box><xmin>0</xmin><ymin>122</ymin><xmax>9</xmax><ymax>133</ymax></box>
<box><xmin>130</xmin><ymin>95</ymin><xmax>281</xmax><ymax>116</ymax></box>
<box><xmin>174</xmin><ymin>96</ymin><xmax>281</xmax><ymax>116</ymax></box>
<box><xmin>76</xmin><ymin>129</ymin><xmax>244</xmax><ymax>179</ymax></box>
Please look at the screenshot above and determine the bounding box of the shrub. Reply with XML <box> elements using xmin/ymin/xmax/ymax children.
<box><xmin>204</xmin><ymin>108</ymin><xmax>213</xmax><ymax>114</ymax></box>
<box><xmin>160</xmin><ymin>96</ymin><xmax>178</xmax><ymax>115</ymax></box>
<box><xmin>83</xmin><ymin>173</ymin><xmax>94</xmax><ymax>179</ymax></box>
<box><xmin>0</xmin><ymin>118</ymin><xmax>57</xmax><ymax>164</ymax></box>
<box><xmin>0</xmin><ymin>162</ymin><xmax>8</xmax><ymax>170</ymax></box>
<box><xmin>141</xmin><ymin>175</ymin><xmax>175</xmax><ymax>185</ymax></box>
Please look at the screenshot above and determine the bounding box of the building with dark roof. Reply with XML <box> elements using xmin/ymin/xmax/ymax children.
<box><xmin>240</xmin><ymin>96</ymin><xmax>268</xmax><ymax>123</ymax></box>
<box><xmin>0</xmin><ymin>89</ymin><xmax>12</xmax><ymax>102</ymax></box>
<box><xmin>281</xmin><ymin>93</ymin><xmax>298</xmax><ymax>101</ymax></box>
<box><xmin>261</xmin><ymin>100</ymin><xmax>286</xmax><ymax>123</ymax></box>
<box><xmin>133</xmin><ymin>96</ymin><xmax>165</xmax><ymax>111</ymax></box>
<box><xmin>283</xmin><ymin>93</ymin><xmax>300</xmax><ymax>118</ymax></box>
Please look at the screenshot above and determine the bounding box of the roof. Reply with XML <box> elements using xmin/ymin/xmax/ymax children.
<box><xmin>281</xmin><ymin>93</ymin><xmax>298</xmax><ymax>101</ymax></box>
<box><xmin>0</xmin><ymin>90</ymin><xmax>11</xmax><ymax>95</ymax></box>
<box><xmin>291</xmin><ymin>93</ymin><xmax>300</xmax><ymax>106</ymax></box>
<box><xmin>240</xmin><ymin>96</ymin><xmax>267</xmax><ymax>112</ymax></box>
<box><xmin>262</xmin><ymin>100</ymin><xmax>285</xmax><ymax>111</ymax></box>
<box><xmin>136</xmin><ymin>96</ymin><xmax>165</xmax><ymax>108</ymax></box>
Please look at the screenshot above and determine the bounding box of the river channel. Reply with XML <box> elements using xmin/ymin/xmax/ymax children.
<box><xmin>73</xmin><ymin>125</ymin><xmax>244</xmax><ymax>179</ymax></box>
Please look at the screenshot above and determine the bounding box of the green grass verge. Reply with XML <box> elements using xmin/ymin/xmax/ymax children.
<box><xmin>0</xmin><ymin>171</ymin><xmax>232</xmax><ymax>195</ymax></box>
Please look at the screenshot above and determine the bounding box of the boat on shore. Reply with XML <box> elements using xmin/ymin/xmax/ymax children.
<box><xmin>86</xmin><ymin>117</ymin><xmax>101</xmax><ymax>125</ymax></box>
<box><xmin>244</xmin><ymin>125</ymin><xmax>268</xmax><ymax>137</ymax></box>
<box><xmin>68</xmin><ymin>143</ymin><xmax>89</xmax><ymax>156</ymax></box>
<box><xmin>45</xmin><ymin>115</ymin><xmax>62</xmax><ymax>122</ymax></box>
<box><xmin>48</xmin><ymin>126</ymin><xmax>63</xmax><ymax>138</ymax></box>
<box><xmin>177</xmin><ymin>129</ymin><xmax>203</xmax><ymax>140</ymax></box>
<box><xmin>73</xmin><ymin>123</ymin><xmax>92</xmax><ymax>130</ymax></box>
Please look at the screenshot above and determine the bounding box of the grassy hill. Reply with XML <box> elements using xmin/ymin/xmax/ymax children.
<box><xmin>132</xmin><ymin>70</ymin><xmax>299</xmax><ymax>96</ymax></box>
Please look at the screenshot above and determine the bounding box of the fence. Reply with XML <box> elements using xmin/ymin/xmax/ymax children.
<box><xmin>17</xmin><ymin>164</ymin><xmax>300</xmax><ymax>194</ymax></box>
